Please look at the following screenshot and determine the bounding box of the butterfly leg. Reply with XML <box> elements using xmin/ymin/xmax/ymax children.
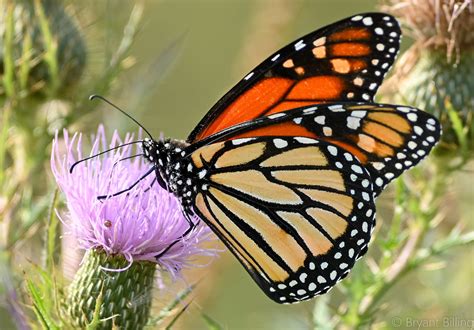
<box><xmin>113</xmin><ymin>153</ymin><xmax>144</xmax><ymax>167</ymax></box>
<box><xmin>143</xmin><ymin>177</ymin><xmax>157</xmax><ymax>193</ymax></box>
<box><xmin>155</xmin><ymin>213</ymin><xmax>197</xmax><ymax>259</ymax></box>
<box><xmin>97</xmin><ymin>166</ymin><xmax>155</xmax><ymax>200</ymax></box>
<box><xmin>106</xmin><ymin>154</ymin><xmax>145</xmax><ymax>184</ymax></box>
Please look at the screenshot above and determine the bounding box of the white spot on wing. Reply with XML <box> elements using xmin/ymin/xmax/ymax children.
<box><xmin>314</xmin><ymin>116</ymin><xmax>325</xmax><ymax>125</ymax></box>
<box><xmin>198</xmin><ymin>169</ymin><xmax>207</xmax><ymax>179</ymax></box>
<box><xmin>303</xmin><ymin>106</ymin><xmax>318</xmax><ymax>114</ymax></box>
<box><xmin>327</xmin><ymin>146</ymin><xmax>338</xmax><ymax>156</ymax></box>
<box><xmin>397</xmin><ymin>106</ymin><xmax>412</xmax><ymax>113</ymax></box>
<box><xmin>294</xmin><ymin>39</ymin><xmax>306</xmax><ymax>51</ymax></box>
<box><xmin>351</xmin><ymin>164</ymin><xmax>363</xmax><ymax>174</ymax></box>
<box><xmin>294</xmin><ymin>137</ymin><xmax>317</xmax><ymax>144</ymax></box>
<box><xmin>347</xmin><ymin>117</ymin><xmax>361</xmax><ymax>130</ymax></box>
<box><xmin>363</xmin><ymin>17</ymin><xmax>373</xmax><ymax>26</ymax></box>
<box><xmin>271</xmin><ymin>54</ymin><xmax>280</xmax><ymax>61</ymax></box>
<box><xmin>407</xmin><ymin>113</ymin><xmax>418</xmax><ymax>122</ymax></box>
<box><xmin>244</xmin><ymin>72</ymin><xmax>254</xmax><ymax>80</ymax></box>
<box><xmin>268</xmin><ymin>112</ymin><xmax>286</xmax><ymax>119</ymax></box>
<box><xmin>232</xmin><ymin>138</ymin><xmax>254</xmax><ymax>145</ymax></box>
<box><xmin>352</xmin><ymin>110</ymin><xmax>367</xmax><ymax>118</ymax></box>
<box><xmin>328</xmin><ymin>104</ymin><xmax>345</xmax><ymax>112</ymax></box>
<box><xmin>273</xmin><ymin>138</ymin><xmax>288</xmax><ymax>148</ymax></box>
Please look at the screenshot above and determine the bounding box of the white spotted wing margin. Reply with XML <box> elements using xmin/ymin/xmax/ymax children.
<box><xmin>191</xmin><ymin>136</ymin><xmax>376</xmax><ymax>304</ymax></box>
<box><xmin>274</xmin><ymin>103</ymin><xmax>442</xmax><ymax>196</ymax></box>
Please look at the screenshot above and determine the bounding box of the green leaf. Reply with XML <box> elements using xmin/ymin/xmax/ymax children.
<box><xmin>146</xmin><ymin>283</ymin><xmax>197</xmax><ymax>327</ymax></box>
<box><xmin>19</xmin><ymin>27</ymin><xmax>33</xmax><ymax>93</ymax></box>
<box><xmin>165</xmin><ymin>301</ymin><xmax>192</xmax><ymax>330</ymax></box>
<box><xmin>201</xmin><ymin>313</ymin><xmax>223</xmax><ymax>330</ymax></box>
<box><xmin>2</xmin><ymin>2</ymin><xmax>16</xmax><ymax>97</ymax></box>
<box><xmin>86</xmin><ymin>284</ymin><xmax>106</xmax><ymax>330</ymax></box>
<box><xmin>88</xmin><ymin>3</ymin><xmax>144</xmax><ymax>96</ymax></box>
<box><xmin>411</xmin><ymin>230</ymin><xmax>474</xmax><ymax>268</ymax></box>
<box><xmin>69</xmin><ymin>3</ymin><xmax>144</xmax><ymax>124</ymax></box>
<box><xmin>8</xmin><ymin>190</ymin><xmax>51</xmax><ymax>249</ymax></box>
<box><xmin>45</xmin><ymin>189</ymin><xmax>60</xmax><ymax>273</ymax></box>
<box><xmin>26</xmin><ymin>278</ymin><xmax>60</xmax><ymax>330</ymax></box>
<box><xmin>312</xmin><ymin>295</ymin><xmax>333</xmax><ymax>330</ymax></box>
<box><xmin>0</xmin><ymin>101</ymin><xmax>12</xmax><ymax>186</ymax></box>
<box><xmin>445</xmin><ymin>101</ymin><xmax>468</xmax><ymax>155</ymax></box>
<box><xmin>34</xmin><ymin>0</ymin><xmax>59</xmax><ymax>94</ymax></box>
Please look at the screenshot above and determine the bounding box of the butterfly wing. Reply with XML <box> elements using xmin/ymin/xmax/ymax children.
<box><xmin>188</xmin><ymin>13</ymin><xmax>401</xmax><ymax>143</ymax></box>
<box><xmin>191</xmin><ymin>103</ymin><xmax>441</xmax><ymax>197</ymax></box>
<box><xmin>190</xmin><ymin>137</ymin><xmax>376</xmax><ymax>303</ymax></box>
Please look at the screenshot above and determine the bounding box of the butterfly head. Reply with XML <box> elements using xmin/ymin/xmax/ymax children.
<box><xmin>142</xmin><ymin>137</ymin><xmax>185</xmax><ymax>166</ymax></box>
<box><xmin>142</xmin><ymin>138</ymin><xmax>161</xmax><ymax>163</ymax></box>
<box><xmin>142</xmin><ymin>138</ymin><xmax>195</xmax><ymax>201</ymax></box>
<box><xmin>142</xmin><ymin>137</ymin><xmax>169</xmax><ymax>190</ymax></box>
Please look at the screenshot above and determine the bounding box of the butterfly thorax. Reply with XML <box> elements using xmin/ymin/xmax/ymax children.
<box><xmin>142</xmin><ymin>138</ymin><xmax>200</xmax><ymax>209</ymax></box>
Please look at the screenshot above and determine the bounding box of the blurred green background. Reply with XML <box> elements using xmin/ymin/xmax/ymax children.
<box><xmin>97</xmin><ymin>0</ymin><xmax>380</xmax><ymax>138</ymax></box>
<box><xmin>1</xmin><ymin>0</ymin><xmax>472</xmax><ymax>329</ymax></box>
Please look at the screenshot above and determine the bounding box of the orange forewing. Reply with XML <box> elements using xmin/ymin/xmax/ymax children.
<box><xmin>329</xmin><ymin>27</ymin><xmax>371</xmax><ymax>41</ymax></box>
<box><xmin>188</xmin><ymin>14</ymin><xmax>401</xmax><ymax>144</ymax></box>
<box><xmin>287</xmin><ymin>76</ymin><xmax>345</xmax><ymax>100</ymax></box>
<box><xmin>331</xmin><ymin>43</ymin><xmax>371</xmax><ymax>57</ymax></box>
<box><xmin>195</xmin><ymin>76</ymin><xmax>346</xmax><ymax>141</ymax></box>
<box><xmin>195</xmin><ymin>78</ymin><xmax>294</xmax><ymax>140</ymax></box>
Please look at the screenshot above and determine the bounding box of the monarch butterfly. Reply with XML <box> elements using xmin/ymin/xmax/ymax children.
<box><xmin>80</xmin><ymin>13</ymin><xmax>441</xmax><ymax>304</ymax></box>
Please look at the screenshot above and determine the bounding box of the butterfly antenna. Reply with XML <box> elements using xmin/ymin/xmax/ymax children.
<box><xmin>69</xmin><ymin>141</ymin><xmax>143</xmax><ymax>173</ymax></box>
<box><xmin>89</xmin><ymin>94</ymin><xmax>155</xmax><ymax>141</ymax></box>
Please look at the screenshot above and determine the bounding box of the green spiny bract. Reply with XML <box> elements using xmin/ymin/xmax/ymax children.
<box><xmin>396</xmin><ymin>52</ymin><xmax>474</xmax><ymax>150</ymax></box>
<box><xmin>65</xmin><ymin>249</ymin><xmax>156</xmax><ymax>329</ymax></box>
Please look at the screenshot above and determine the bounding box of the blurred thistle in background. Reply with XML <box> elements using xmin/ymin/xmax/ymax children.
<box><xmin>0</xmin><ymin>0</ymin><xmax>472</xmax><ymax>329</ymax></box>
<box><xmin>383</xmin><ymin>0</ymin><xmax>474</xmax><ymax>154</ymax></box>
<box><xmin>0</xmin><ymin>0</ymin><xmax>86</xmax><ymax>98</ymax></box>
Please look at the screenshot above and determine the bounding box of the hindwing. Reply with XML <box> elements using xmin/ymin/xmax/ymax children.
<box><xmin>190</xmin><ymin>137</ymin><xmax>376</xmax><ymax>303</ymax></box>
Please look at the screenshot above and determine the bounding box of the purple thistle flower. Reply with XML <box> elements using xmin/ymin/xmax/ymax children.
<box><xmin>51</xmin><ymin>125</ymin><xmax>216</xmax><ymax>278</ymax></box>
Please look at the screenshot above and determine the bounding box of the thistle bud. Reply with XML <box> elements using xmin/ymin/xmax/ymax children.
<box><xmin>383</xmin><ymin>0</ymin><xmax>474</xmax><ymax>151</ymax></box>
